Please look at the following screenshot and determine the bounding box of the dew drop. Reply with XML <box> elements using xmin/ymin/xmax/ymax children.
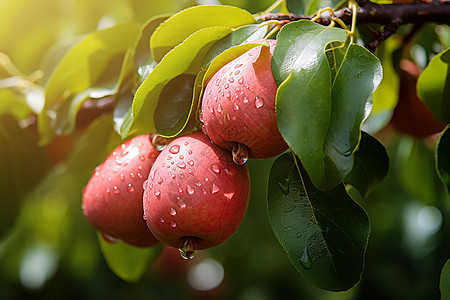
<box><xmin>235</xmin><ymin>70</ymin><xmax>241</xmax><ymax>75</ymax></box>
<box><xmin>233</xmin><ymin>103</ymin><xmax>240</xmax><ymax>111</ymax></box>
<box><xmin>101</xmin><ymin>233</ymin><xmax>120</xmax><ymax>244</ymax></box>
<box><xmin>194</xmin><ymin>180</ymin><xmax>202</xmax><ymax>187</ymax></box>
<box><xmin>202</xmin><ymin>124</ymin><xmax>209</xmax><ymax>135</ymax></box>
<box><xmin>127</xmin><ymin>184</ymin><xmax>135</xmax><ymax>193</ymax></box>
<box><xmin>160</xmin><ymin>217</ymin><xmax>165</xmax><ymax>223</ymax></box>
<box><xmin>143</xmin><ymin>179</ymin><xmax>148</xmax><ymax>190</ymax></box>
<box><xmin>119</xmin><ymin>174</ymin><xmax>125</xmax><ymax>181</ymax></box>
<box><xmin>179</xmin><ymin>237</ymin><xmax>197</xmax><ymax>260</ymax></box>
<box><xmin>158</xmin><ymin>177</ymin><xmax>164</xmax><ymax>184</ymax></box>
<box><xmin>179</xmin><ymin>155</ymin><xmax>184</xmax><ymax>160</ymax></box>
<box><xmin>217</xmin><ymin>104</ymin><xmax>223</xmax><ymax>113</ymax></box>
<box><xmin>137</xmin><ymin>172</ymin><xmax>143</xmax><ymax>179</ymax></box>
<box><xmin>255</xmin><ymin>96</ymin><xmax>264</xmax><ymax>108</ymax></box>
<box><xmin>112</xmin><ymin>186</ymin><xmax>120</xmax><ymax>194</ymax></box>
<box><xmin>177</xmin><ymin>162</ymin><xmax>186</xmax><ymax>169</ymax></box>
<box><xmin>212</xmin><ymin>183</ymin><xmax>220</xmax><ymax>194</ymax></box>
<box><xmin>170</xmin><ymin>208</ymin><xmax>177</xmax><ymax>216</ymax></box>
<box><xmin>95</xmin><ymin>171</ymin><xmax>100</xmax><ymax>177</ymax></box>
<box><xmin>238</xmin><ymin>77</ymin><xmax>244</xmax><ymax>84</ymax></box>
<box><xmin>176</xmin><ymin>197</ymin><xmax>187</xmax><ymax>209</ymax></box>
<box><xmin>234</xmin><ymin>63</ymin><xmax>243</xmax><ymax>69</ymax></box>
<box><xmin>139</xmin><ymin>155</ymin><xmax>146</xmax><ymax>161</ymax></box>
<box><xmin>106</xmin><ymin>187</ymin><xmax>111</xmax><ymax>194</ymax></box>
<box><xmin>130</xmin><ymin>172</ymin><xmax>135</xmax><ymax>179</ymax></box>
<box><xmin>226</xmin><ymin>91</ymin><xmax>231</xmax><ymax>99</ymax></box>
<box><xmin>187</xmin><ymin>185</ymin><xmax>195</xmax><ymax>195</ymax></box>
<box><xmin>232</xmin><ymin>143</ymin><xmax>249</xmax><ymax>165</ymax></box>
<box><xmin>243</xmin><ymin>97</ymin><xmax>249</xmax><ymax>104</ymax></box>
<box><xmin>169</xmin><ymin>145</ymin><xmax>180</xmax><ymax>154</ymax></box>
<box><xmin>188</xmin><ymin>160</ymin><xmax>194</xmax><ymax>166</ymax></box>
<box><xmin>170</xmin><ymin>221</ymin><xmax>177</xmax><ymax>228</ymax></box>
<box><xmin>155</xmin><ymin>189</ymin><xmax>161</xmax><ymax>197</ymax></box>
<box><xmin>300</xmin><ymin>246</ymin><xmax>312</xmax><ymax>270</ymax></box>
<box><xmin>199</xmin><ymin>112</ymin><xmax>204</xmax><ymax>122</ymax></box>
<box><xmin>188</xmin><ymin>149</ymin><xmax>193</xmax><ymax>155</ymax></box>
<box><xmin>229</xmin><ymin>77</ymin><xmax>234</xmax><ymax>83</ymax></box>
<box><xmin>171</xmin><ymin>174</ymin><xmax>176</xmax><ymax>179</ymax></box>
<box><xmin>178</xmin><ymin>187</ymin><xmax>183</xmax><ymax>193</ymax></box>
<box><xmin>151</xmin><ymin>133</ymin><xmax>171</xmax><ymax>151</ymax></box>
<box><xmin>211</xmin><ymin>164</ymin><xmax>220</xmax><ymax>173</ymax></box>
<box><xmin>224</xmin><ymin>83</ymin><xmax>229</xmax><ymax>89</ymax></box>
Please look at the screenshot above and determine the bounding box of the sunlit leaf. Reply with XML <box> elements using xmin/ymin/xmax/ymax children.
<box><xmin>436</xmin><ymin>126</ymin><xmax>450</xmax><ymax>194</ymax></box>
<box><xmin>417</xmin><ymin>47</ymin><xmax>450</xmax><ymax>124</ymax></box>
<box><xmin>150</xmin><ymin>5</ymin><xmax>255</xmax><ymax>62</ymax></box>
<box><xmin>40</xmin><ymin>23</ymin><xmax>141</xmax><ymax>143</ymax></box>
<box><xmin>0</xmin><ymin>114</ymin><xmax>49</xmax><ymax>238</ymax></box>
<box><xmin>267</xmin><ymin>152</ymin><xmax>370</xmax><ymax>291</ymax></box>
<box><xmin>128</xmin><ymin>26</ymin><xmax>231</xmax><ymax>138</ymax></box>
<box><xmin>441</xmin><ymin>259</ymin><xmax>450</xmax><ymax>299</ymax></box>
<box><xmin>98</xmin><ymin>234</ymin><xmax>162</xmax><ymax>282</ymax></box>
<box><xmin>344</xmin><ymin>132</ymin><xmax>389</xmax><ymax>199</ymax></box>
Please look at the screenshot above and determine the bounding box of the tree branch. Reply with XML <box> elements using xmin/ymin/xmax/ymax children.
<box><xmin>262</xmin><ymin>2</ymin><xmax>450</xmax><ymax>51</ymax></box>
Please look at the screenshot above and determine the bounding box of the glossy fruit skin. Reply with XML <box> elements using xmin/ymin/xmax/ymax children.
<box><xmin>143</xmin><ymin>131</ymin><xmax>250</xmax><ymax>250</ymax></box>
<box><xmin>200</xmin><ymin>39</ymin><xmax>288</xmax><ymax>159</ymax></box>
<box><xmin>82</xmin><ymin>134</ymin><xmax>160</xmax><ymax>248</ymax></box>
<box><xmin>390</xmin><ymin>59</ymin><xmax>446</xmax><ymax>138</ymax></box>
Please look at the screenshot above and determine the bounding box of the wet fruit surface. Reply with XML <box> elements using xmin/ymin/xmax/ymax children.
<box><xmin>82</xmin><ymin>134</ymin><xmax>160</xmax><ymax>247</ymax></box>
<box><xmin>200</xmin><ymin>39</ymin><xmax>288</xmax><ymax>159</ymax></box>
<box><xmin>143</xmin><ymin>131</ymin><xmax>251</xmax><ymax>251</ymax></box>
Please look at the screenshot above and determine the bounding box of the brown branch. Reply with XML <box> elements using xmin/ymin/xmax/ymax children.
<box><xmin>262</xmin><ymin>2</ymin><xmax>450</xmax><ymax>51</ymax></box>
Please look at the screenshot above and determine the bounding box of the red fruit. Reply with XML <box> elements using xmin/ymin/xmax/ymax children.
<box><xmin>200</xmin><ymin>39</ymin><xmax>288</xmax><ymax>160</ymax></box>
<box><xmin>143</xmin><ymin>131</ymin><xmax>250</xmax><ymax>257</ymax></box>
<box><xmin>390</xmin><ymin>59</ymin><xmax>446</xmax><ymax>138</ymax></box>
<box><xmin>82</xmin><ymin>134</ymin><xmax>160</xmax><ymax>248</ymax></box>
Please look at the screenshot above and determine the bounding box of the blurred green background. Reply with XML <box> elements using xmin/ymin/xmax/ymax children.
<box><xmin>1</xmin><ymin>0</ymin><xmax>449</xmax><ymax>299</ymax></box>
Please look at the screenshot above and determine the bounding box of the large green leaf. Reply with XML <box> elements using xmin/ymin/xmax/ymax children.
<box><xmin>127</xmin><ymin>26</ymin><xmax>231</xmax><ymax>138</ymax></box>
<box><xmin>267</xmin><ymin>152</ymin><xmax>370</xmax><ymax>291</ymax></box>
<box><xmin>150</xmin><ymin>5</ymin><xmax>256</xmax><ymax>62</ymax></box>
<box><xmin>344</xmin><ymin>132</ymin><xmax>389</xmax><ymax>199</ymax></box>
<box><xmin>40</xmin><ymin>23</ymin><xmax>141</xmax><ymax>143</ymax></box>
<box><xmin>272</xmin><ymin>21</ymin><xmax>347</xmax><ymax>190</ymax></box>
<box><xmin>0</xmin><ymin>114</ymin><xmax>49</xmax><ymax>238</ymax></box>
<box><xmin>436</xmin><ymin>126</ymin><xmax>450</xmax><ymax>194</ymax></box>
<box><xmin>98</xmin><ymin>234</ymin><xmax>162</xmax><ymax>282</ymax></box>
<box><xmin>441</xmin><ymin>259</ymin><xmax>450</xmax><ymax>300</ymax></box>
<box><xmin>417</xmin><ymin>47</ymin><xmax>450</xmax><ymax>124</ymax></box>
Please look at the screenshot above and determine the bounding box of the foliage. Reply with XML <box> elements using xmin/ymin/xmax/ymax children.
<box><xmin>1</xmin><ymin>0</ymin><xmax>450</xmax><ymax>299</ymax></box>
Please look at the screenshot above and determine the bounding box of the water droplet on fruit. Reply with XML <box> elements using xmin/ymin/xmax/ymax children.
<box><xmin>169</xmin><ymin>145</ymin><xmax>180</xmax><ymax>154</ymax></box>
<box><xmin>207</xmin><ymin>89</ymin><xmax>212</xmax><ymax>95</ymax></box>
<box><xmin>179</xmin><ymin>237</ymin><xmax>197</xmax><ymax>260</ymax></box>
<box><xmin>126</xmin><ymin>184</ymin><xmax>134</xmax><ymax>193</ymax></box>
<box><xmin>178</xmin><ymin>187</ymin><xmax>183</xmax><ymax>193</ymax></box>
<box><xmin>95</xmin><ymin>171</ymin><xmax>100</xmax><ymax>177</ymax></box>
<box><xmin>184</xmin><ymin>142</ymin><xmax>189</xmax><ymax>146</ymax></box>
<box><xmin>211</xmin><ymin>164</ymin><xmax>220</xmax><ymax>173</ymax></box>
<box><xmin>238</xmin><ymin>77</ymin><xmax>244</xmax><ymax>84</ymax></box>
<box><xmin>112</xmin><ymin>186</ymin><xmax>120</xmax><ymax>194</ymax></box>
<box><xmin>217</xmin><ymin>104</ymin><xmax>223</xmax><ymax>113</ymax></box>
<box><xmin>171</xmin><ymin>174</ymin><xmax>176</xmax><ymax>179</ymax></box>
<box><xmin>243</xmin><ymin>97</ymin><xmax>249</xmax><ymax>104</ymax></box>
<box><xmin>151</xmin><ymin>133</ymin><xmax>171</xmax><ymax>151</ymax></box>
<box><xmin>201</xmin><ymin>124</ymin><xmax>208</xmax><ymax>135</ymax></box>
<box><xmin>215</xmin><ymin>78</ymin><xmax>220</xmax><ymax>86</ymax></box>
<box><xmin>177</xmin><ymin>162</ymin><xmax>186</xmax><ymax>169</ymax></box>
<box><xmin>199</xmin><ymin>112</ymin><xmax>204</xmax><ymax>122</ymax></box>
<box><xmin>188</xmin><ymin>160</ymin><xmax>194</xmax><ymax>166</ymax></box>
<box><xmin>155</xmin><ymin>189</ymin><xmax>161</xmax><ymax>197</ymax></box>
<box><xmin>158</xmin><ymin>177</ymin><xmax>164</xmax><ymax>184</ymax></box>
<box><xmin>137</xmin><ymin>172</ymin><xmax>143</xmax><ymax>179</ymax></box>
<box><xmin>160</xmin><ymin>217</ymin><xmax>165</xmax><ymax>223</ymax></box>
<box><xmin>226</xmin><ymin>91</ymin><xmax>231</xmax><ymax>99</ymax></box>
<box><xmin>224</xmin><ymin>83</ymin><xmax>229</xmax><ymax>89</ymax></box>
<box><xmin>300</xmin><ymin>247</ymin><xmax>312</xmax><ymax>270</ymax></box>
<box><xmin>233</xmin><ymin>103</ymin><xmax>240</xmax><ymax>111</ymax></box>
<box><xmin>232</xmin><ymin>143</ymin><xmax>249</xmax><ymax>165</ymax></box>
<box><xmin>255</xmin><ymin>97</ymin><xmax>264</xmax><ymax>108</ymax></box>
<box><xmin>226</xmin><ymin>113</ymin><xmax>231</xmax><ymax>121</ymax></box>
<box><xmin>278</xmin><ymin>178</ymin><xmax>290</xmax><ymax>194</ymax></box>
<box><xmin>170</xmin><ymin>221</ymin><xmax>177</xmax><ymax>228</ymax></box>
<box><xmin>176</xmin><ymin>197</ymin><xmax>187</xmax><ymax>209</ymax></box>
<box><xmin>170</xmin><ymin>208</ymin><xmax>177</xmax><ymax>216</ymax></box>
<box><xmin>119</xmin><ymin>174</ymin><xmax>125</xmax><ymax>181</ymax></box>
<box><xmin>194</xmin><ymin>180</ymin><xmax>202</xmax><ymax>187</ymax></box>
<box><xmin>139</xmin><ymin>155</ymin><xmax>145</xmax><ymax>161</ymax></box>
<box><xmin>143</xmin><ymin>180</ymin><xmax>148</xmax><ymax>190</ymax></box>
<box><xmin>130</xmin><ymin>172</ymin><xmax>135</xmax><ymax>179</ymax></box>
<box><xmin>229</xmin><ymin>77</ymin><xmax>234</xmax><ymax>83</ymax></box>
<box><xmin>212</xmin><ymin>183</ymin><xmax>220</xmax><ymax>194</ymax></box>
<box><xmin>235</xmin><ymin>70</ymin><xmax>241</xmax><ymax>75</ymax></box>
<box><xmin>187</xmin><ymin>185</ymin><xmax>195</xmax><ymax>195</ymax></box>
<box><xmin>101</xmin><ymin>233</ymin><xmax>120</xmax><ymax>244</ymax></box>
<box><xmin>235</xmin><ymin>63</ymin><xmax>242</xmax><ymax>69</ymax></box>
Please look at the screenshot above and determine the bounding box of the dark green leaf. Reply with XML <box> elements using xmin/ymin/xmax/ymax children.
<box><xmin>286</xmin><ymin>0</ymin><xmax>309</xmax><ymax>14</ymax></box>
<box><xmin>128</xmin><ymin>27</ymin><xmax>231</xmax><ymax>138</ymax></box>
<box><xmin>272</xmin><ymin>21</ymin><xmax>347</xmax><ymax>190</ymax></box>
<box><xmin>436</xmin><ymin>126</ymin><xmax>450</xmax><ymax>194</ymax></box>
<box><xmin>40</xmin><ymin>23</ymin><xmax>141</xmax><ymax>143</ymax></box>
<box><xmin>324</xmin><ymin>44</ymin><xmax>383</xmax><ymax>187</ymax></box>
<box><xmin>441</xmin><ymin>259</ymin><xmax>450</xmax><ymax>300</ymax></box>
<box><xmin>267</xmin><ymin>152</ymin><xmax>370</xmax><ymax>291</ymax></box>
<box><xmin>417</xmin><ymin>47</ymin><xmax>450</xmax><ymax>124</ymax></box>
<box><xmin>344</xmin><ymin>132</ymin><xmax>389</xmax><ymax>199</ymax></box>
<box><xmin>305</xmin><ymin>0</ymin><xmax>346</xmax><ymax>15</ymax></box>
<box><xmin>150</xmin><ymin>5</ymin><xmax>255</xmax><ymax>62</ymax></box>
<box><xmin>98</xmin><ymin>233</ymin><xmax>162</xmax><ymax>282</ymax></box>
<box><xmin>0</xmin><ymin>114</ymin><xmax>49</xmax><ymax>238</ymax></box>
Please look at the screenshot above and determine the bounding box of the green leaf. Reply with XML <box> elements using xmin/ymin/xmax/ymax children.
<box><xmin>441</xmin><ymin>259</ymin><xmax>450</xmax><ymax>300</ymax></box>
<box><xmin>272</xmin><ymin>21</ymin><xmax>347</xmax><ymax>190</ymax></box>
<box><xmin>305</xmin><ymin>0</ymin><xmax>346</xmax><ymax>15</ymax></box>
<box><xmin>436</xmin><ymin>126</ymin><xmax>450</xmax><ymax>194</ymax></box>
<box><xmin>40</xmin><ymin>23</ymin><xmax>141</xmax><ymax>143</ymax></box>
<box><xmin>0</xmin><ymin>114</ymin><xmax>49</xmax><ymax>238</ymax></box>
<box><xmin>324</xmin><ymin>44</ymin><xmax>383</xmax><ymax>187</ymax></box>
<box><xmin>417</xmin><ymin>47</ymin><xmax>450</xmax><ymax>124</ymax></box>
<box><xmin>267</xmin><ymin>152</ymin><xmax>370</xmax><ymax>291</ymax></box>
<box><xmin>98</xmin><ymin>233</ymin><xmax>162</xmax><ymax>282</ymax></box>
<box><xmin>344</xmin><ymin>132</ymin><xmax>389</xmax><ymax>199</ymax></box>
<box><xmin>150</xmin><ymin>5</ymin><xmax>256</xmax><ymax>62</ymax></box>
<box><xmin>128</xmin><ymin>26</ymin><xmax>231</xmax><ymax>138</ymax></box>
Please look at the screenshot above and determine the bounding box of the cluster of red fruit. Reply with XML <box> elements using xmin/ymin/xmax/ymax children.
<box><xmin>82</xmin><ymin>39</ymin><xmax>287</xmax><ymax>258</ymax></box>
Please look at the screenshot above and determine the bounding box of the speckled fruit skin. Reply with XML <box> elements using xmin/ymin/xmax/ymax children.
<box><xmin>200</xmin><ymin>39</ymin><xmax>288</xmax><ymax>159</ymax></box>
<box><xmin>143</xmin><ymin>131</ymin><xmax>250</xmax><ymax>250</ymax></box>
<box><xmin>82</xmin><ymin>134</ymin><xmax>160</xmax><ymax>248</ymax></box>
